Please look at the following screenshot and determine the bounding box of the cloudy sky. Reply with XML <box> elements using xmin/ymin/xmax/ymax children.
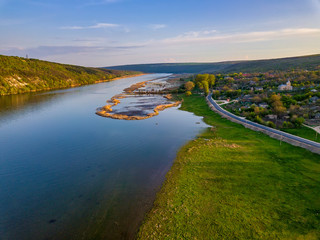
<box><xmin>1</xmin><ymin>0</ymin><xmax>320</xmax><ymax>67</ymax></box>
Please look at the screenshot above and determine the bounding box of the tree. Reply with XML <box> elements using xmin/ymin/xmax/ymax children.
<box><xmin>195</xmin><ymin>74</ymin><xmax>208</xmax><ymax>86</ymax></box>
<box><xmin>252</xmin><ymin>96</ymin><xmax>262</xmax><ymax>103</ymax></box>
<box><xmin>266</xmin><ymin>121</ymin><xmax>276</xmax><ymax>128</ymax></box>
<box><xmin>208</xmin><ymin>74</ymin><xmax>216</xmax><ymax>87</ymax></box>
<box><xmin>254</xmin><ymin>107</ymin><xmax>260</xmax><ymax>115</ymax></box>
<box><xmin>202</xmin><ymin>81</ymin><xmax>209</xmax><ymax>95</ymax></box>
<box><xmin>185</xmin><ymin>91</ymin><xmax>192</xmax><ymax>96</ymax></box>
<box><xmin>274</xmin><ymin>105</ymin><xmax>286</xmax><ymax>117</ymax></box>
<box><xmin>270</xmin><ymin>94</ymin><xmax>286</xmax><ymax>118</ymax></box>
<box><xmin>185</xmin><ymin>81</ymin><xmax>195</xmax><ymax>91</ymax></box>
<box><xmin>293</xmin><ymin>117</ymin><xmax>305</xmax><ymax>127</ymax></box>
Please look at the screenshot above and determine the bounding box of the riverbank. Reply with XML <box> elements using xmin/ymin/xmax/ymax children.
<box><xmin>0</xmin><ymin>55</ymin><xmax>143</xmax><ymax>96</ymax></box>
<box><xmin>137</xmin><ymin>95</ymin><xmax>320</xmax><ymax>239</ymax></box>
<box><xmin>0</xmin><ymin>73</ymin><xmax>146</xmax><ymax>96</ymax></box>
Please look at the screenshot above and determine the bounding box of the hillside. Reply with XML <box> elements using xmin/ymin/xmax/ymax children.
<box><xmin>106</xmin><ymin>54</ymin><xmax>320</xmax><ymax>74</ymax></box>
<box><xmin>0</xmin><ymin>55</ymin><xmax>139</xmax><ymax>95</ymax></box>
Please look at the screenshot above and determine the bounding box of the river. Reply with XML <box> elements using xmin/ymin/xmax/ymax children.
<box><xmin>0</xmin><ymin>74</ymin><xmax>208</xmax><ymax>240</ymax></box>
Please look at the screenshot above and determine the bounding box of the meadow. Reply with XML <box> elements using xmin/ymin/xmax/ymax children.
<box><xmin>138</xmin><ymin>95</ymin><xmax>320</xmax><ymax>239</ymax></box>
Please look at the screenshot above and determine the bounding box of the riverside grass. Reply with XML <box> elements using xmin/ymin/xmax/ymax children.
<box><xmin>137</xmin><ymin>95</ymin><xmax>320</xmax><ymax>240</ymax></box>
<box><xmin>283</xmin><ymin>126</ymin><xmax>320</xmax><ymax>144</ymax></box>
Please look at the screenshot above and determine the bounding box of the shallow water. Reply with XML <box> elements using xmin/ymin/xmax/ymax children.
<box><xmin>0</xmin><ymin>74</ymin><xmax>208</xmax><ymax>240</ymax></box>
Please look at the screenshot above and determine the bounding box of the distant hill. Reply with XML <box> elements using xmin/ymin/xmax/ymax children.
<box><xmin>106</xmin><ymin>54</ymin><xmax>320</xmax><ymax>74</ymax></box>
<box><xmin>0</xmin><ymin>55</ymin><xmax>139</xmax><ymax>95</ymax></box>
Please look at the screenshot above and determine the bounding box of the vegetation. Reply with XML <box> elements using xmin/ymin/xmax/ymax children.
<box><xmin>194</xmin><ymin>74</ymin><xmax>215</xmax><ymax>95</ymax></box>
<box><xmin>138</xmin><ymin>95</ymin><xmax>320</xmax><ymax>239</ymax></box>
<box><xmin>283</xmin><ymin>126</ymin><xmax>320</xmax><ymax>143</ymax></box>
<box><xmin>108</xmin><ymin>54</ymin><xmax>320</xmax><ymax>73</ymax></box>
<box><xmin>187</xmin><ymin>68</ymin><xmax>320</xmax><ymax>133</ymax></box>
<box><xmin>0</xmin><ymin>55</ymin><xmax>139</xmax><ymax>95</ymax></box>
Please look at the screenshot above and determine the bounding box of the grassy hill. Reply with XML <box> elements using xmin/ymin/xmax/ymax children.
<box><xmin>0</xmin><ymin>55</ymin><xmax>139</xmax><ymax>95</ymax></box>
<box><xmin>107</xmin><ymin>54</ymin><xmax>320</xmax><ymax>74</ymax></box>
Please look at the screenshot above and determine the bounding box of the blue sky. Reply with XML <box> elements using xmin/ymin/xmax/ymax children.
<box><xmin>1</xmin><ymin>0</ymin><xmax>320</xmax><ymax>66</ymax></box>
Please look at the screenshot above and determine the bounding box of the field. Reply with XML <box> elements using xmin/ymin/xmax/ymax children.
<box><xmin>137</xmin><ymin>95</ymin><xmax>320</xmax><ymax>239</ymax></box>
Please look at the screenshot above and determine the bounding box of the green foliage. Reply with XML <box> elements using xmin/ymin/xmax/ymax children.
<box><xmin>267</xmin><ymin>121</ymin><xmax>276</xmax><ymax>128</ymax></box>
<box><xmin>282</xmin><ymin>121</ymin><xmax>289</xmax><ymax>128</ymax></box>
<box><xmin>0</xmin><ymin>55</ymin><xmax>139</xmax><ymax>95</ymax></box>
<box><xmin>293</xmin><ymin>117</ymin><xmax>305</xmax><ymax>127</ymax></box>
<box><xmin>254</xmin><ymin>115</ymin><xmax>264</xmax><ymax>124</ymax></box>
<box><xmin>185</xmin><ymin>91</ymin><xmax>192</xmax><ymax>96</ymax></box>
<box><xmin>195</xmin><ymin>74</ymin><xmax>215</xmax><ymax>95</ymax></box>
<box><xmin>184</xmin><ymin>81</ymin><xmax>195</xmax><ymax>91</ymax></box>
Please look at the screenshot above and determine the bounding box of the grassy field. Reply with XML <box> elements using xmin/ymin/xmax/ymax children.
<box><xmin>283</xmin><ymin>126</ymin><xmax>320</xmax><ymax>144</ymax></box>
<box><xmin>137</xmin><ymin>95</ymin><xmax>320</xmax><ymax>240</ymax></box>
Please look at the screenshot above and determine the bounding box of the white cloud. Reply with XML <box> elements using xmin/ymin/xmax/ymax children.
<box><xmin>149</xmin><ymin>24</ymin><xmax>166</xmax><ymax>30</ymax></box>
<box><xmin>61</xmin><ymin>22</ymin><xmax>119</xmax><ymax>30</ymax></box>
<box><xmin>1</xmin><ymin>45</ymin><xmax>145</xmax><ymax>58</ymax></box>
<box><xmin>160</xmin><ymin>28</ymin><xmax>320</xmax><ymax>45</ymax></box>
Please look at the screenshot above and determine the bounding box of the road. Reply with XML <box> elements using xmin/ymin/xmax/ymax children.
<box><xmin>207</xmin><ymin>94</ymin><xmax>320</xmax><ymax>150</ymax></box>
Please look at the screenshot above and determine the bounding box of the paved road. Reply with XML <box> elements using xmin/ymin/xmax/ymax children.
<box><xmin>207</xmin><ymin>94</ymin><xmax>320</xmax><ymax>149</ymax></box>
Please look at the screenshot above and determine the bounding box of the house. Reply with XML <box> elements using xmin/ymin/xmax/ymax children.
<box><xmin>310</xmin><ymin>96</ymin><xmax>319</xmax><ymax>103</ymax></box>
<box><xmin>266</xmin><ymin>115</ymin><xmax>277</xmax><ymax>120</ymax></box>
<box><xmin>255</xmin><ymin>87</ymin><xmax>263</xmax><ymax>91</ymax></box>
<box><xmin>259</xmin><ymin>103</ymin><xmax>269</xmax><ymax>108</ymax></box>
<box><xmin>278</xmin><ymin>80</ymin><xmax>293</xmax><ymax>91</ymax></box>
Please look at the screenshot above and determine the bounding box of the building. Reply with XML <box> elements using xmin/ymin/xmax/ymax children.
<box><xmin>278</xmin><ymin>80</ymin><xmax>293</xmax><ymax>91</ymax></box>
<box><xmin>266</xmin><ymin>115</ymin><xmax>277</xmax><ymax>120</ymax></box>
<box><xmin>310</xmin><ymin>96</ymin><xmax>319</xmax><ymax>103</ymax></box>
<box><xmin>259</xmin><ymin>103</ymin><xmax>269</xmax><ymax>108</ymax></box>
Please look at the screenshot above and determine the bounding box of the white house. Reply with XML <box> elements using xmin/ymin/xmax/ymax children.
<box><xmin>278</xmin><ymin>80</ymin><xmax>293</xmax><ymax>91</ymax></box>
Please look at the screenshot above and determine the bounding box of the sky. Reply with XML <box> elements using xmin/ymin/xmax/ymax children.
<box><xmin>0</xmin><ymin>0</ymin><xmax>320</xmax><ymax>67</ymax></box>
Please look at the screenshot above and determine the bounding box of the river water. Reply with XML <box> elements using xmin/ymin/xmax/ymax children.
<box><xmin>0</xmin><ymin>74</ymin><xmax>208</xmax><ymax>240</ymax></box>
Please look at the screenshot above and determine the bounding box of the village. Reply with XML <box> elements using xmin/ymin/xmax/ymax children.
<box><xmin>204</xmin><ymin>70</ymin><xmax>320</xmax><ymax>130</ymax></box>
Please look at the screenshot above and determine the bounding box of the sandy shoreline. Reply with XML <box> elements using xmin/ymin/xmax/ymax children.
<box><xmin>96</xmin><ymin>75</ymin><xmax>183</xmax><ymax>120</ymax></box>
<box><xmin>96</xmin><ymin>101</ymin><xmax>182</xmax><ymax>120</ymax></box>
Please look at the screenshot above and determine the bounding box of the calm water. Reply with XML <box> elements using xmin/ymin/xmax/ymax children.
<box><xmin>0</xmin><ymin>74</ymin><xmax>208</xmax><ymax>240</ymax></box>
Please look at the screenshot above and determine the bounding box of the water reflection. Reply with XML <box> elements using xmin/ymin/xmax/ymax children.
<box><xmin>0</xmin><ymin>74</ymin><xmax>208</xmax><ymax>240</ymax></box>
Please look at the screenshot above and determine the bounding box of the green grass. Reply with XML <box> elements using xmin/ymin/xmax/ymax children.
<box><xmin>137</xmin><ymin>95</ymin><xmax>320</xmax><ymax>240</ymax></box>
<box><xmin>283</xmin><ymin>126</ymin><xmax>320</xmax><ymax>143</ymax></box>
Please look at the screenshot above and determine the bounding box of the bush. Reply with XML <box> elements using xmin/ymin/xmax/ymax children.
<box><xmin>293</xmin><ymin>117</ymin><xmax>305</xmax><ymax>128</ymax></box>
<box><xmin>282</xmin><ymin>121</ymin><xmax>288</xmax><ymax>128</ymax></box>
<box><xmin>266</xmin><ymin>121</ymin><xmax>276</xmax><ymax>128</ymax></box>
<box><xmin>254</xmin><ymin>116</ymin><xmax>264</xmax><ymax>124</ymax></box>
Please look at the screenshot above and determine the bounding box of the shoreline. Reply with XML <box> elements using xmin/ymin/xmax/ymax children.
<box><xmin>96</xmin><ymin>101</ymin><xmax>182</xmax><ymax>120</ymax></box>
<box><xmin>0</xmin><ymin>73</ymin><xmax>147</xmax><ymax>97</ymax></box>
